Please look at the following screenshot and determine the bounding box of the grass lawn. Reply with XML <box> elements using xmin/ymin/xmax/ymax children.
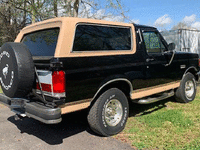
<box><xmin>0</xmin><ymin>85</ymin><xmax>200</xmax><ymax>149</ymax></box>
<box><xmin>115</xmin><ymin>87</ymin><xmax>200</xmax><ymax>150</ymax></box>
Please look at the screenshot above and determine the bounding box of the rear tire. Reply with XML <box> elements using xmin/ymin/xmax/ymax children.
<box><xmin>0</xmin><ymin>42</ymin><xmax>35</xmax><ymax>98</ymax></box>
<box><xmin>87</xmin><ymin>88</ymin><xmax>129</xmax><ymax>136</ymax></box>
<box><xmin>175</xmin><ymin>72</ymin><xmax>196</xmax><ymax>103</ymax></box>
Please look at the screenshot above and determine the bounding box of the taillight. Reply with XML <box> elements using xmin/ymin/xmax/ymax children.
<box><xmin>36</xmin><ymin>83</ymin><xmax>52</xmax><ymax>92</ymax></box>
<box><xmin>52</xmin><ymin>71</ymin><xmax>66</xmax><ymax>97</ymax></box>
<box><xmin>36</xmin><ymin>70</ymin><xmax>66</xmax><ymax>98</ymax></box>
<box><xmin>199</xmin><ymin>59</ymin><xmax>200</xmax><ymax>67</ymax></box>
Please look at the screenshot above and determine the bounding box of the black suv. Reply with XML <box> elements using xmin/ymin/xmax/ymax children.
<box><xmin>0</xmin><ymin>17</ymin><xmax>199</xmax><ymax>136</ymax></box>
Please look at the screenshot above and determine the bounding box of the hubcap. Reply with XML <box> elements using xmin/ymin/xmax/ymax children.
<box><xmin>104</xmin><ymin>99</ymin><xmax>123</xmax><ymax>126</ymax></box>
<box><xmin>185</xmin><ymin>80</ymin><xmax>194</xmax><ymax>99</ymax></box>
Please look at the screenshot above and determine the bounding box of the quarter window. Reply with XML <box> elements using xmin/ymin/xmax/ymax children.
<box><xmin>72</xmin><ymin>25</ymin><xmax>132</xmax><ymax>51</ymax></box>
<box><xmin>21</xmin><ymin>28</ymin><xmax>59</xmax><ymax>56</ymax></box>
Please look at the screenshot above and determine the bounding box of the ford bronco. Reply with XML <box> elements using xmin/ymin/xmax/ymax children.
<box><xmin>0</xmin><ymin>17</ymin><xmax>199</xmax><ymax>136</ymax></box>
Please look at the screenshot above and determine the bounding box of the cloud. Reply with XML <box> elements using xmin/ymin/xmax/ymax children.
<box><xmin>183</xmin><ymin>14</ymin><xmax>196</xmax><ymax>24</ymax></box>
<box><xmin>191</xmin><ymin>22</ymin><xmax>200</xmax><ymax>29</ymax></box>
<box><xmin>104</xmin><ymin>15</ymin><xmax>124</xmax><ymax>22</ymax></box>
<box><xmin>131</xmin><ymin>19</ymin><xmax>140</xmax><ymax>24</ymax></box>
<box><xmin>93</xmin><ymin>9</ymin><xmax>106</xmax><ymax>19</ymax></box>
<box><xmin>154</xmin><ymin>14</ymin><xmax>172</xmax><ymax>27</ymax></box>
<box><xmin>78</xmin><ymin>3</ymin><xmax>124</xmax><ymax>22</ymax></box>
<box><xmin>181</xmin><ymin>14</ymin><xmax>200</xmax><ymax>29</ymax></box>
<box><xmin>78</xmin><ymin>3</ymin><xmax>93</xmax><ymax>18</ymax></box>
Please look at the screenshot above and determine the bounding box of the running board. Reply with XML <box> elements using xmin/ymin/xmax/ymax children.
<box><xmin>134</xmin><ymin>90</ymin><xmax>174</xmax><ymax>104</ymax></box>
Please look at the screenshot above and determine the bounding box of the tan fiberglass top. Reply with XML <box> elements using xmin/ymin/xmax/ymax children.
<box><xmin>15</xmin><ymin>17</ymin><xmax>136</xmax><ymax>57</ymax></box>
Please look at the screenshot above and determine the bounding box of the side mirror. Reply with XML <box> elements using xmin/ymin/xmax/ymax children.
<box><xmin>168</xmin><ymin>43</ymin><xmax>175</xmax><ymax>51</ymax></box>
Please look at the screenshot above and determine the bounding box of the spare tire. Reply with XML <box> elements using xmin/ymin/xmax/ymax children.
<box><xmin>0</xmin><ymin>42</ymin><xmax>35</xmax><ymax>98</ymax></box>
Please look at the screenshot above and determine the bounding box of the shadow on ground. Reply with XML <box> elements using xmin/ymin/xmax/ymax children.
<box><xmin>7</xmin><ymin>108</ymin><xmax>98</xmax><ymax>145</ymax></box>
<box><xmin>7</xmin><ymin>96</ymin><xmax>177</xmax><ymax>145</ymax></box>
<box><xmin>129</xmin><ymin>96</ymin><xmax>177</xmax><ymax>117</ymax></box>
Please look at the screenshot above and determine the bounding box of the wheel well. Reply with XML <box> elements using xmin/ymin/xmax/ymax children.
<box><xmin>89</xmin><ymin>80</ymin><xmax>132</xmax><ymax>109</ymax></box>
<box><xmin>185</xmin><ymin>68</ymin><xmax>198</xmax><ymax>81</ymax></box>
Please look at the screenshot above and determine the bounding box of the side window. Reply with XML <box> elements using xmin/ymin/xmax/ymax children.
<box><xmin>143</xmin><ymin>31</ymin><xmax>165</xmax><ymax>54</ymax></box>
<box><xmin>21</xmin><ymin>28</ymin><xmax>59</xmax><ymax>56</ymax></box>
<box><xmin>72</xmin><ymin>24</ymin><xmax>131</xmax><ymax>51</ymax></box>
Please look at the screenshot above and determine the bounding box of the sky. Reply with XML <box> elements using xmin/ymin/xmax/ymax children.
<box><xmin>122</xmin><ymin>0</ymin><xmax>200</xmax><ymax>30</ymax></box>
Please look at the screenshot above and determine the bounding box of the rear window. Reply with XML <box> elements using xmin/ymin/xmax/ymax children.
<box><xmin>21</xmin><ymin>28</ymin><xmax>59</xmax><ymax>56</ymax></box>
<box><xmin>72</xmin><ymin>24</ymin><xmax>132</xmax><ymax>51</ymax></box>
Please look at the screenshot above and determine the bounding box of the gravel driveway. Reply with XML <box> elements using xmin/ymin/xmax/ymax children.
<box><xmin>0</xmin><ymin>104</ymin><xmax>133</xmax><ymax>150</ymax></box>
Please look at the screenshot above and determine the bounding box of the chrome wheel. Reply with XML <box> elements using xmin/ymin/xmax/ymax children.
<box><xmin>185</xmin><ymin>80</ymin><xmax>195</xmax><ymax>99</ymax></box>
<box><xmin>104</xmin><ymin>99</ymin><xmax>123</xmax><ymax>126</ymax></box>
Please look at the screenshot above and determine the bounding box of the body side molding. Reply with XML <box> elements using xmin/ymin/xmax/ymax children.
<box><xmin>59</xmin><ymin>99</ymin><xmax>91</xmax><ymax>114</ymax></box>
<box><xmin>131</xmin><ymin>81</ymin><xmax>180</xmax><ymax>100</ymax></box>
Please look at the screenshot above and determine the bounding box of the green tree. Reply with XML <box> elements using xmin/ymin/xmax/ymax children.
<box><xmin>0</xmin><ymin>0</ymin><xmax>128</xmax><ymax>45</ymax></box>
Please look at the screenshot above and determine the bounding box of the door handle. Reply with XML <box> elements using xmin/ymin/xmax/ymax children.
<box><xmin>146</xmin><ymin>58</ymin><xmax>154</xmax><ymax>62</ymax></box>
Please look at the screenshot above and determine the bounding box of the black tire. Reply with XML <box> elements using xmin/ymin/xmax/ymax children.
<box><xmin>87</xmin><ymin>88</ymin><xmax>129</xmax><ymax>136</ymax></box>
<box><xmin>175</xmin><ymin>72</ymin><xmax>196</xmax><ymax>103</ymax></box>
<box><xmin>0</xmin><ymin>42</ymin><xmax>35</xmax><ymax>98</ymax></box>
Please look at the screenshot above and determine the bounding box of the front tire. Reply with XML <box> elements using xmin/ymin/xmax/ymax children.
<box><xmin>87</xmin><ymin>88</ymin><xmax>129</xmax><ymax>136</ymax></box>
<box><xmin>175</xmin><ymin>72</ymin><xmax>196</xmax><ymax>103</ymax></box>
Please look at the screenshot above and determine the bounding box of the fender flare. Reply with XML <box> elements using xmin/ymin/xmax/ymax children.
<box><xmin>183</xmin><ymin>66</ymin><xmax>199</xmax><ymax>81</ymax></box>
<box><xmin>92</xmin><ymin>78</ymin><xmax>133</xmax><ymax>101</ymax></box>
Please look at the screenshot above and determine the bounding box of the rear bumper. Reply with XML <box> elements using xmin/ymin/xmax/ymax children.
<box><xmin>0</xmin><ymin>93</ymin><xmax>11</xmax><ymax>106</ymax></box>
<box><xmin>0</xmin><ymin>94</ymin><xmax>62</xmax><ymax>124</ymax></box>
